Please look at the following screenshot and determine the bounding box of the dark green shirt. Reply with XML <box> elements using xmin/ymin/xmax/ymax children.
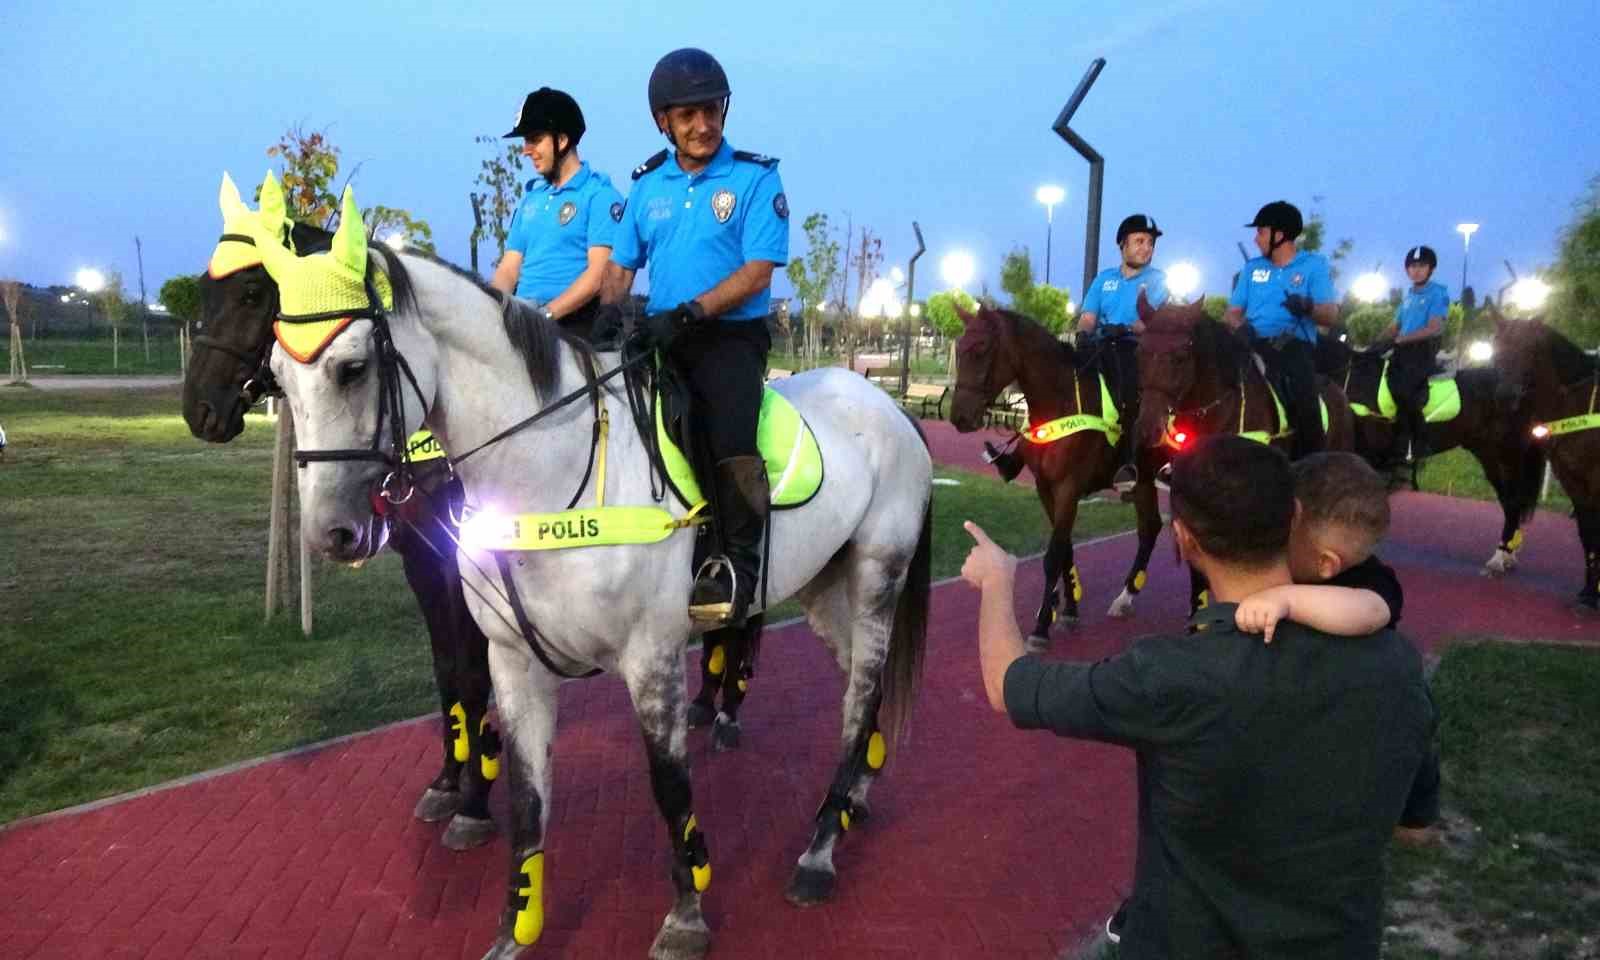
<box><xmin>1004</xmin><ymin>603</ymin><xmax>1436</xmax><ymax>959</ymax></box>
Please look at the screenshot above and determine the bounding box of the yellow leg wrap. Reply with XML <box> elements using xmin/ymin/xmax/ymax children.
<box><xmin>1507</xmin><ymin>529</ymin><xmax>1525</xmax><ymax>553</ymax></box>
<box><xmin>1070</xmin><ymin>566</ymin><xmax>1084</xmax><ymax>603</ymax></box>
<box><xmin>866</xmin><ymin>732</ymin><xmax>886</xmax><ymax>771</ymax></box>
<box><xmin>706</xmin><ymin>644</ymin><xmax>726</xmax><ymax>676</ymax></box>
<box><xmin>1198</xmin><ymin>589</ymin><xmax>1210</xmax><ymax>609</ymax></box>
<box><xmin>684</xmin><ymin>815</ymin><xmax>712</xmax><ymax>892</ymax></box>
<box><xmin>840</xmin><ymin>810</ymin><xmax>851</xmax><ymax>831</ymax></box>
<box><xmin>479</xmin><ymin>716</ymin><xmax>500</xmax><ymax>782</ymax></box>
<box><xmin>449</xmin><ymin>703</ymin><xmax>469</xmax><ymax>763</ymax></box>
<box><xmin>1133</xmin><ymin>569</ymin><xmax>1148</xmax><ymax>591</ymax></box>
<box><xmin>737</xmin><ymin>678</ymin><xmax>749</xmax><ymax>693</ymax></box>
<box><xmin>513</xmin><ymin>853</ymin><xmax>544</xmax><ymax>946</ymax></box>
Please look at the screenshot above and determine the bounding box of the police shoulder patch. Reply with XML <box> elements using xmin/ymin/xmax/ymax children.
<box><xmin>773</xmin><ymin>193</ymin><xmax>789</xmax><ymax>219</ymax></box>
<box><xmin>732</xmin><ymin>150</ymin><xmax>779</xmax><ymax>167</ymax></box>
<box><xmin>632</xmin><ymin>149</ymin><xmax>669</xmax><ymax>181</ymax></box>
<box><xmin>610</xmin><ymin>201</ymin><xmax>624</xmax><ymax>223</ymax></box>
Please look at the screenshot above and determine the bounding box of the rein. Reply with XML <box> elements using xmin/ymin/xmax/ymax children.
<box><xmin>192</xmin><ymin>334</ymin><xmax>281</xmax><ymax>403</ymax></box>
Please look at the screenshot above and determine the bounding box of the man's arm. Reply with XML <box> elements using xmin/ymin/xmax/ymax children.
<box><xmin>1224</xmin><ymin>305</ymin><xmax>1245</xmax><ymax>330</ymax></box>
<box><xmin>960</xmin><ymin>521</ymin><xmax>1025</xmax><ymax>711</ymax></box>
<box><xmin>542</xmin><ymin>247</ymin><xmax>611</xmax><ymax>319</ymax></box>
<box><xmin>490</xmin><ymin>251</ymin><xmax>523</xmax><ymax>296</ymax></box>
<box><xmin>1077</xmin><ymin>311</ymin><xmax>1099</xmax><ymax>334</ymax></box>
<box><xmin>600</xmin><ymin>262</ymin><xmax>636</xmax><ymax>306</ymax></box>
<box><xmin>692</xmin><ymin>260</ymin><xmax>777</xmax><ymax>318</ymax></box>
<box><xmin>1313</xmin><ymin>301</ymin><xmax>1339</xmax><ymax>332</ymax></box>
<box><xmin>1395</xmin><ymin>315</ymin><xmax>1444</xmax><ymax>345</ymax></box>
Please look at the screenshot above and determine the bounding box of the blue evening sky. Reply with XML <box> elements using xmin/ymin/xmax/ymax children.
<box><xmin>2</xmin><ymin>0</ymin><xmax>1595</xmax><ymax>306</ymax></box>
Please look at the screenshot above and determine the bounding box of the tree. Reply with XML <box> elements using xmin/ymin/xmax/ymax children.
<box><xmin>999</xmin><ymin>248</ymin><xmax>1072</xmax><ymax>334</ymax></box>
<box><xmin>785</xmin><ymin>213</ymin><xmax>842</xmax><ymax>369</ymax></box>
<box><xmin>1202</xmin><ymin>295</ymin><xmax>1230</xmax><ymax>322</ymax></box>
<box><xmin>158</xmin><ymin>275</ymin><xmax>202</xmax><ymax>325</ymax></box>
<box><xmin>1343</xmin><ymin>304</ymin><xmax>1393</xmax><ymax>346</ymax></box>
<box><xmin>364</xmin><ymin>205</ymin><xmax>436</xmax><ymax>254</ymax></box>
<box><xmin>473</xmin><ymin>135</ymin><xmax>525</xmax><ymax>267</ymax></box>
<box><xmin>1300</xmin><ymin>196</ymin><xmax>1352</xmax><ymax>283</ymax></box>
<box><xmin>1549</xmin><ymin>174</ymin><xmax>1600</xmax><ymax>347</ymax></box>
<box><xmin>266</xmin><ymin>124</ymin><xmax>436</xmax><ymax>250</ymax></box>
<box><xmin>926</xmin><ymin>289</ymin><xmax>977</xmax><ymax>339</ymax></box>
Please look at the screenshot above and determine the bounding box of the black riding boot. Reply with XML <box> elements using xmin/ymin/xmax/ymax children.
<box><xmin>689</xmin><ymin>456</ymin><xmax>770</xmax><ymax>625</ymax></box>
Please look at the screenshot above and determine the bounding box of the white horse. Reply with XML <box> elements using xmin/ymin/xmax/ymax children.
<box><xmin>247</xmin><ymin>185</ymin><xmax>932</xmax><ymax>960</ymax></box>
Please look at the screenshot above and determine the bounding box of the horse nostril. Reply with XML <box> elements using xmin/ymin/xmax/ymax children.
<box><xmin>327</xmin><ymin>526</ymin><xmax>358</xmax><ymax>552</ymax></box>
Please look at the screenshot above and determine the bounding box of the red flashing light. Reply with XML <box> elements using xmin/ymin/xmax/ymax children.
<box><xmin>1172</xmin><ymin>430</ymin><xmax>1189</xmax><ymax>447</ymax></box>
<box><xmin>1033</xmin><ymin>426</ymin><xmax>1048</xmax><ymax>440</ymax></box>
<box><xmin>1531</xmin><ymin>424</ymin><xmax>1550</xmax><ymax>440</ymax></box>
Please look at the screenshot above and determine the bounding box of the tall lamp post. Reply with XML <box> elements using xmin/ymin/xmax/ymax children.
<box><xmin>1455</xmin><ymin>222</ymin><xmax>1479</xmax><ymax>301</ymax></box>
<box><xmin>1035</xmin><ymin>185</ymin><xmax>1065</xmax><ymax>285</ymax></box>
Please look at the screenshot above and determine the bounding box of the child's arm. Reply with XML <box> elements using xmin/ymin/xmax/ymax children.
<box><xmin>1235</xmin><ymin>584</ymin><xmax>1391</xmax><ymax>643</ymax></box>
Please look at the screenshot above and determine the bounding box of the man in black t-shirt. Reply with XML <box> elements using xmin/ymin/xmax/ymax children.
<box><xmin>963</xmin><ymin>437</ymin><xmax>1437</xmax><ymax>959</ymax></box>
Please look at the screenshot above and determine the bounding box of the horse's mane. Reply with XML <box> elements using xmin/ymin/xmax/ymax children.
<box><xmin>987</xmin><ymin>306</ymin><xmax>1078</xmax><ymax>365</ymax></box>
<box><xmin>378</xmin><ymin>246</ymin><xmax>597</xmax><ymax>405</ymax></box>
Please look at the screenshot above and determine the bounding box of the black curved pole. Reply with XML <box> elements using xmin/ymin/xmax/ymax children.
<box><xmin>1052</xmin><ymin>58</ymin><xmax>1107</xmax><ymax>301</ymax></box>
<box><xmin>899</xmin><ymin>222</ymin><xmax>926</xmax><ymax>398</ymax></box>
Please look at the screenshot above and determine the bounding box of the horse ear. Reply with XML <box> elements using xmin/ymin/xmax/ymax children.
<box><xmin>218</xmin><ymin>172</ymin><xmax>249</xmax><ymax>223</ymax></box>
<box><xmin>258</xmin><ymin>170</ymin><xmax>288</xmax><ymax>233</ymax></box>
<box><xmin>329</xmin><ymin>185</ymin><xmax>368</xmax><ymax>279</ymax></box>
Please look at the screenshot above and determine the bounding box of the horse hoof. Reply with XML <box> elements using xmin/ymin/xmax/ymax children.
<box><xmin>479</xmin><ymin>936</ymin><xmax>527</xmax><ymax>960</ymax></box>
<box><xmin>711</xmin><ymin>716</ymin><xmax>742</xmax><ymax>752</ymax></box>
<box><xmin>413</xmin><ymin>787</ymin><xmax>461</xmax><ymax>823</ymax></box>
<box><xmin>648</xmin><ymin>916</ymin><xmax>711</xmax><ymax>960</ymax></box>
<box><xmin>1106</xmin><ymin>589</ymin><xmax>1135</xmax><ymax>619</ymax></box>
<box><xmin>686</xmin><ymin>700</ymin><xmax>717</xmax><ymax>729</ymax></box>
<box><xmin>1024</xmin><ymin>634</ymin><xmax>1051</xmax><ymax>654</ymax></box>
<box><xmin>1481</xmin><ymin>550</ymin><xmax>1517</xmax><ymax>577</ymax></box>
<box><xmin>442</xmin><ymin>814</ymin><xmax>497</xmax><ymax>851</ymax></box>
<box><xmin>784</xmin><ymin>865</ymin><xmax>837</xmax><ymax>907</ymax></box>
<box><xmin>1574</xmin><ymin>596</ymin><xmax>1599</xmax><ymax>617</ymax></box>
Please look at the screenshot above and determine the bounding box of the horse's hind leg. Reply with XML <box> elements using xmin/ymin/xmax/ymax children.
<box><xmin>1108</xmin><ymin>476</ymin><xmax>1162</xmax><ymax>619</ymax></box>
<box><xmin>623</xmin><ymin>647</ymin><xmax>713</xmax><ymax>960</ymax></box>
<box><xmin>395</xmin><ymin>521</ymin><xmax>470</xmax><ymax>825</ymax></box>
<box><xmin>786</xmin><ymin>554</ymin><xmax>900</xmax><ymax>907</ymax></box>
<box><xmin>711</xmin><ymin>614</ymin><xmax>762</xmax><ymax>752</ymax></box>
<box><xmin>686</xmin><ymin>626</ymin><xmax>733</xmax><ymax>729</ymax></box>
<box><xmin>443</xmin><ymin>601</ymin><xmax>497</xmax><ymax>851</ymax></box>
<box><xmin>1576</xmin><ymin>501</ymin><xmax>1600</xmax><ymax>611</ymax></box>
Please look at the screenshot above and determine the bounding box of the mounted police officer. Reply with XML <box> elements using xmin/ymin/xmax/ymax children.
<box><xmin>1225</xmin><ymin>201</ymin><xmax>1338</xmax><ymax>459</ymax></box>
<box><xmin>1081</xmin><ymin>213</ymin><xmax>1169</xmax><ymax>491</ymax></box>
<box><xmin>490</xmin><ymin>87</ymin><xmax>622</xmax><ymax>340</ymax></box>
<box><xmin>599</xmin><ymin>48</ymin><xmax>790</xmax><ymax>626</ymax></box>
<box><xmin>1379</xmin><ymin>245</ymin><xmax>1449</xmax><ymax>465</ymax></box>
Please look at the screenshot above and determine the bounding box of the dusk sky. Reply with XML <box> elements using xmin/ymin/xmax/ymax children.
<box><xmin>3</xmin><ymin>0</ymin><xmax>1596</xmax><ymax>307</ymax></box>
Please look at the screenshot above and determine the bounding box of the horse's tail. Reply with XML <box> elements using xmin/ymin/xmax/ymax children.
<box><xmin>883</xmin><ymin>493</ymin><xmax>931</xmax><ymax>747</ymax></box>
<box><xmin>1509</xmin><ymin>435</ymin><xmax>1549</xmax><ymax>525</ymax></box>
<box><xmin>881</xmin><ymin>408</ymin><xmax>932</xmax><ymax>747</ymax></box>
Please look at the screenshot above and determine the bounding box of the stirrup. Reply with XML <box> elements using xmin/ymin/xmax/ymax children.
<box><xmin>688</xmin><ymin>554</ymin><xmax>740</xmax><ymax>624</ymax></box>
<box><xmin>1111</xmin><ymin>463</ymin><xmax>1139</xmax><ymax>494</ymax></box>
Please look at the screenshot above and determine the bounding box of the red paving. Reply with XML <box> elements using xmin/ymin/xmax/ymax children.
<box><xmin>3</xmin><ymin>422</ymin><xmax>1594</xmax><ymax>960</ymax></box>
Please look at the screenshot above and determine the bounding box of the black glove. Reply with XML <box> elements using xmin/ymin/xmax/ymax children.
<box><xmin>1283</xmin><ymin>293</ymin><xmax>1314</xmax><ymax>319</ymax></box>
<box><xmin>644</xmin><ymin>301</ymin><xmax>708</xmax><ymax>350</ymax></box>
<box><xmin>591</xmin><ymin>303</ymin><xmax>624</xmax><ymax>348</ymax></box>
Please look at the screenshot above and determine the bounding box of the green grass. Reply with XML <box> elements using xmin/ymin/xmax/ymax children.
<box><xmin>2</xmin><ymin>336</ymin><xmax>184</xmax><ymax>375</ymax></box>
<box><xmin>1382</xmin><ymin>642</ymin><xmax>1600</xmax><ymax>959</ymax></box>
<box><xmin>0</xmin><ymin>386</ymin><xmax>1132</xmax><ymax>823</ymax></box>
<box><xmin>1415</xmin><ymin>448</ymin><xmax>1573</xmax><ymax>514</ymax></box>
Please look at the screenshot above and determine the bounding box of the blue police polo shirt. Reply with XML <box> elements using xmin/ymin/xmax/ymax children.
<box><xmin>504</xmin><ymin>162</ymin><xmax>623</xmax><ymax>303</ymax></box>
<box><xmin>1227</xmin><ymin>251</ymin><xmax>1335</xmax><ymax>343</ymax></box>
<box><xmin>611</xmin><ymin>140</ymin><xmax>790</xmax><ymax>322</ymax></box>
<box><xmin>1082</xmin><ymin>265</ymin><xmax>1168</xmax><ymax>328</ymax></box>
<box><xmin>1395</xmin><ymin>280</ymin><xmax>1450</xmax><ymax>336</ymax></box>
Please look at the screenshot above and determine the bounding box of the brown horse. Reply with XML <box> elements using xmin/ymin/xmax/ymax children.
<box><xmin>949</xmin><ymin>305</ymin><xmax>1166</xmax><ymax>648</ymax></box>
<box><xmin>1318</xmin><ymin>333</ymin><xmax>1546</xmax><ymax>576</ymax></box>
<box><xmin>1492</xmin><ymin>313</ymin><xmax>1600</xmax><ymax>610</ymax></box>
<box><xmin>1133</xmin><ymin>295</ymin><xmax>1355</xmax><ymax>456</ymax></box>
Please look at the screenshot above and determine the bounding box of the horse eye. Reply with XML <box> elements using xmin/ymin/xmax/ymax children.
<box><xmin>336</xmin><ymin>359</ymin><xmax>369</xmax><ymax>387</ymax></box>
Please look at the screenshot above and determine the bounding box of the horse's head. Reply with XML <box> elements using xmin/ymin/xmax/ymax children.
<box><xmin>949</xmin><ymin>305</ymin><xmax>1017</xmax><ymax>432</ymax></box>
<box><xmin>184</xmin><ymin>173</ymin><xmax>294</xmax><ymax>442</ymax></box>
<box><xmin>250</xmin><ymin>177</ymin><xmax>430</xmax><ymax>563</ymax></box>
<box><xmin>1490</xmin><ymin>305</ymin><xmax>1544</xmax><ymax>408</ymax></box>
<box><xmin>1133</xmin><ymin>292</ymin><xmax>1208</xmax><ymax>448</ymax></box>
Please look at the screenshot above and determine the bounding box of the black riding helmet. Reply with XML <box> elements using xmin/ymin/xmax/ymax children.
<box><xmin>504</xmin><ymin>87</ymin><xmax>586</xmax><ymax>146</ymax></box>
<box><xmin>1116</xmin><ymin>213</ymin><xmax>1163</xmax><ymax>246</ymax></box>
<box><xmin>1404</xmin><ymin>245</ymin><xmax>1439</xmax><ymax>269</ymax></box>
<box><xmin>1246</xmin><ymin>200</ymin><xmax>1303</xmax><ymax>255</ymax></box>
<box><xmin>648</xmin><ymin>48</ymin><xmax>731</xmax><ymax>119</ymax></box>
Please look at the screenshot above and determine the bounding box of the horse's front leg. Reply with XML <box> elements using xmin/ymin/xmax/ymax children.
<box><xmin>480</xmin><ymin>643</ymin><xmax>560</xmax><ymax>960</ymax></box>
<box><xmin>687</xmin><ymin>625</ymin><xmax>736</xmax><ymax>729</ymax></box>
<box><xmin>394</xmin><ymin>520</ymin><xmax>470</xmax><ymax>825</ymax></box>
<box><xmin>624</xmin><ymin>646</ymin><xmax>713</xmax><ymax>960</ymax></box>
<box><xmin>711</xmin><ymin>613</ymin><xmax>763</xmax><ymax>752</ymax></box>
<box><xmin>1576</xmin><ymin>499</ymin><xmax>1600</xmax><ymax>612</ymax></box>
<box><xmin>1108</xmin><ymin>467</ymin><xmax>1162</xmax><ymax>619</ymax></box>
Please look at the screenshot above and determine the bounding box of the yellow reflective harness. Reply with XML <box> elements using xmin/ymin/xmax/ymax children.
<box><xmin>1020</xmin><ymin>374</ymin><xmax>1122</xmax><ymax>446</ymax></box>
<box><xmin>1534</xmin><ymin>377</ymin><xmax>1600</xmax><ymax>440</ymax></box>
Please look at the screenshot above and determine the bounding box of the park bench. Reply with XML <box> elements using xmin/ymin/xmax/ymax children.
<box><xmin>765</xmin><ymin>367</ymin><xmax>793</xmax><ymax>382</ymax></box>
<box><xmin>863</xmin><ymin>366</ymin><xmax>900</xmax><ymax>390</ymax></box>
<box><xmin>902</xmin><ymin>382</ymin><xmax>949</xmax><ymax>419</ymax></box>
<box><xmin>986</xmin><ymin>389</ymin><xmax>1028</xmax><ymax>429</ymax></box>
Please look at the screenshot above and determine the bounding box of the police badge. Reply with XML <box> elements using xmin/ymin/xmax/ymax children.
<box><xmin>1290</xmin><ymin>273</ymin><xmax>1304</xmax><ymax>287</ymax></box>
<box><xmin>610</xmin><ymin>201</ymin><xmax>624</xmax><ymax>223</ymax></box>
<box><xmin>773</xmin><ymin>192</ymin><xmax>789</xmax><ymax>219</ymax></box>
<box><xmin>559</xmin><ymin>202</ymin><xmax>577</xmax><ymax>226</ymax></box>
<box><xmin>712</xmin><ymin>189</ymin><xmax>736</xmax><ymax>223</ymax></box>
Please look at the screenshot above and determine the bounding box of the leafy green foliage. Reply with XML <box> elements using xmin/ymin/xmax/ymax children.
<box><xmin>473</xmin><ymin>135</ymin><xmax>525</xmax><ymax>261</ymax></box>
<box><xmin>157</xmin><ymin>275</ymin><xmax>201</xmax><ymax>324</ymax></box>
<box><xmin>266</xmin><ymin>125</ymin><xmax>342</xmax><ymax>226</ymax></box>
<box><xmin>364</xmin><ymin>205</ymin><xmax>436</xmax><ymax>254</ymax></box>
<box><xmin>926</xmin><ymin>289</ymin><xmax>977</xmax><ymax>338</ymax></box>
<box><xmin>1344</xmin><ymin>303</ymin><xmax>1394</xmax><ymax>346</ymax></box>
<box><xmin>785</xmin><ymin>212</ymin><xmax>841</xmax><ymax>321</ymax></box>
<box><xmin>1202</xmin><ymin>295</ymin><xmax>1230</xmax><ymax>322</ymax></box>
<box><xmin>1549</xmin><ymin>174</ymin><xmax>1600</xmax><ymax>347</ymax></box>
<box><xmin>998</xmin><ymin>248</ymin><xmax>1071</xmax><ymax>334</ymax></box>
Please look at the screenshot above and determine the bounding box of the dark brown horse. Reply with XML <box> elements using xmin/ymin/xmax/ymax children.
<box><xmin>1133</xmin><ymin>295</ymin><xmax>1355</xmax><ymax>455</ymax></box>
<box><xmin>1492</xmin><ymin>313</ymin><xmax>1600</xmax><ymax>610</ymax></box>
<box><xmin>949</xmin><ymin>305</ymin><xmax>1167</xmax><ymax>648</ymax></box>
<box><xmin>1319</xmin><ymin>333</ymin><xmax>1546</xmax><ymax>576</ymax></box>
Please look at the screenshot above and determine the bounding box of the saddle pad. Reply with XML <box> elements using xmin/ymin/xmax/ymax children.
<box><xmin>657</xmin><ymin>386</ymin><xmax>823</xmax><ymax>510</ymax></box>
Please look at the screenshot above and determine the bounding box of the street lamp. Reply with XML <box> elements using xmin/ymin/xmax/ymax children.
<box><xmin>1035</xmin><ymin>184</ymin><xmax>1066</xmax><ymax>285</ymax></box>
<box><xmin>940</xmin><ymin>251</ymin><xmax>976</xmax><ymax>290</ymax></box>
<box><xmin>1352</xmin><ymin>271</ymin><xmax>1388</xmax><ymax>304</ymax></box>
<box><xmin>1508</xmin><ymin>276</ymin><xmax>1551</xmax><ymax>312</ymax></box>
<box><xmin>75</xmin><ymin>268</ymin><xmax>106</xmax><ymax>294</ymax></box>
<box><xmin>1467</xmin><ymin>341</ymin><xmax>1494</xmax><ymax>364</ymax></box>
<box><xmin>383</xmin><ymin>233</ymin><xmax>406</xmax><ymax>251</ymax></box>
<box><xmin>1166</xmin><ymin>261</ymin><xmax>1201</xmax><ymax>303</ymax></box>
<box><xmin>1455</xmin><ymin>223</ymin><xmax>1479</xmax><ymax>298</ymax></box>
